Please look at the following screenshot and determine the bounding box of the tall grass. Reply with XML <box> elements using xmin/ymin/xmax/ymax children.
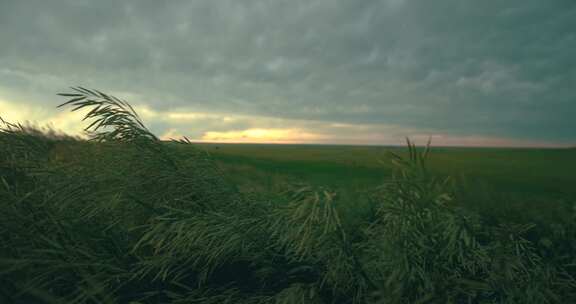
<box><xmin>1</xmin><ymin>88</ymin><xmax>575</xmax><ymax>303</ymax></box>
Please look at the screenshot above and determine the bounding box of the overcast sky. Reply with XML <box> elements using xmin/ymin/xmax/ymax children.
<box><xmin>1</xmin><ymin>0</ymin><xmax>575</xmax><ymax>146</ymax></box>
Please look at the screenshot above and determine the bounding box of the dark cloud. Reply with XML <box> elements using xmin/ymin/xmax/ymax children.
<box><xmin>1</xmin><ymin>0</ymin><xmax>575</xmax><ymax>144</ymax></box>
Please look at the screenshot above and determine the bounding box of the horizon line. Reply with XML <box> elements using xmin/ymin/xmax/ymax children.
<box><xmin>164</xmin><ymin>140</ymin><xmax>575</xmax><ymax>149</ymax></box>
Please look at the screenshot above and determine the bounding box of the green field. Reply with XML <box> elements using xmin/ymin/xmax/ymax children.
<box><xmin>198</xmin><ymin>143</ymin><xmax>576</xmax><ymax>197</ymax></box>
<box><xmin>191</xmin><ymin>143</ymin><xmax>576</xmax><ymax>230</ymax></box>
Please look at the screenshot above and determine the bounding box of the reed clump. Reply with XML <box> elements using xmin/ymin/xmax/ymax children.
<box><xmin>1</xmin><ymin>88</ymin><xmax>575</xmax><ymax>303</ymax></box>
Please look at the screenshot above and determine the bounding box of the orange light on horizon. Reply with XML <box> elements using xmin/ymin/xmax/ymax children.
<box><xmin>200</xmin><ymin>128</ymin><xmax>326</xmax><ymax>144</ymax></box>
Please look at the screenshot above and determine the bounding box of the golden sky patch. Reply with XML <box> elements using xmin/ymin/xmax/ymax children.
<box><xmin>201</xmin><ymin>128</ymin><xmax>326</xmax><ymax>144</ymax></box>
<box><xmin>0</xmin><ymin>97</ymin><xmax>89</xmax><ymax>137</ymax></box>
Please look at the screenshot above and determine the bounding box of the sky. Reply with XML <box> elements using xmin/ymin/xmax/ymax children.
<box><xmin>1</xmin><ymin>0</ymin><xmax>575</xmax><ymax>147</ymax></box>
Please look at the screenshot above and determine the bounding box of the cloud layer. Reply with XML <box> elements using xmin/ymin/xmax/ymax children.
<box><xmin>1</xmin><ymin>0</ymin><xmax>575</xmax><ymax>146</ymax></box>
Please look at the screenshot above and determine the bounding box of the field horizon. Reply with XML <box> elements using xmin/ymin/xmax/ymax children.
<box><xmin>170</xmin><ymin>140</ymin><xmax>576</xmax><ymax>150</ymax></box>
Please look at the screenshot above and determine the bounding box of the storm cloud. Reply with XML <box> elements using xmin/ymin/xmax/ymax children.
<box><xmin>1</xmin><ymin>0</ymin><xmax>575</xmax><ymax>145</ymax></box>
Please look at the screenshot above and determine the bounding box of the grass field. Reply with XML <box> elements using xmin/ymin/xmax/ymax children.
<box><xmin>2</xmin><ymin>89</ymin><xmax>576</xmax><ymax>303</ymax></box>
<box><xmin>193</xmin><ymin>143</ymin><xmax>576</xmax><ymax>236</ymax></box>
<box><xmin>197</xmin><ymin>143</ymin><xmax>576</xmax><ymax>197</ymax></box>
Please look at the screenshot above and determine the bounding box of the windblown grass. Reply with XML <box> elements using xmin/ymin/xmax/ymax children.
<box><xmin>1</xmin><ymin>88</ymin><xmax>575</xmax><ymax>303</ymax></box>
